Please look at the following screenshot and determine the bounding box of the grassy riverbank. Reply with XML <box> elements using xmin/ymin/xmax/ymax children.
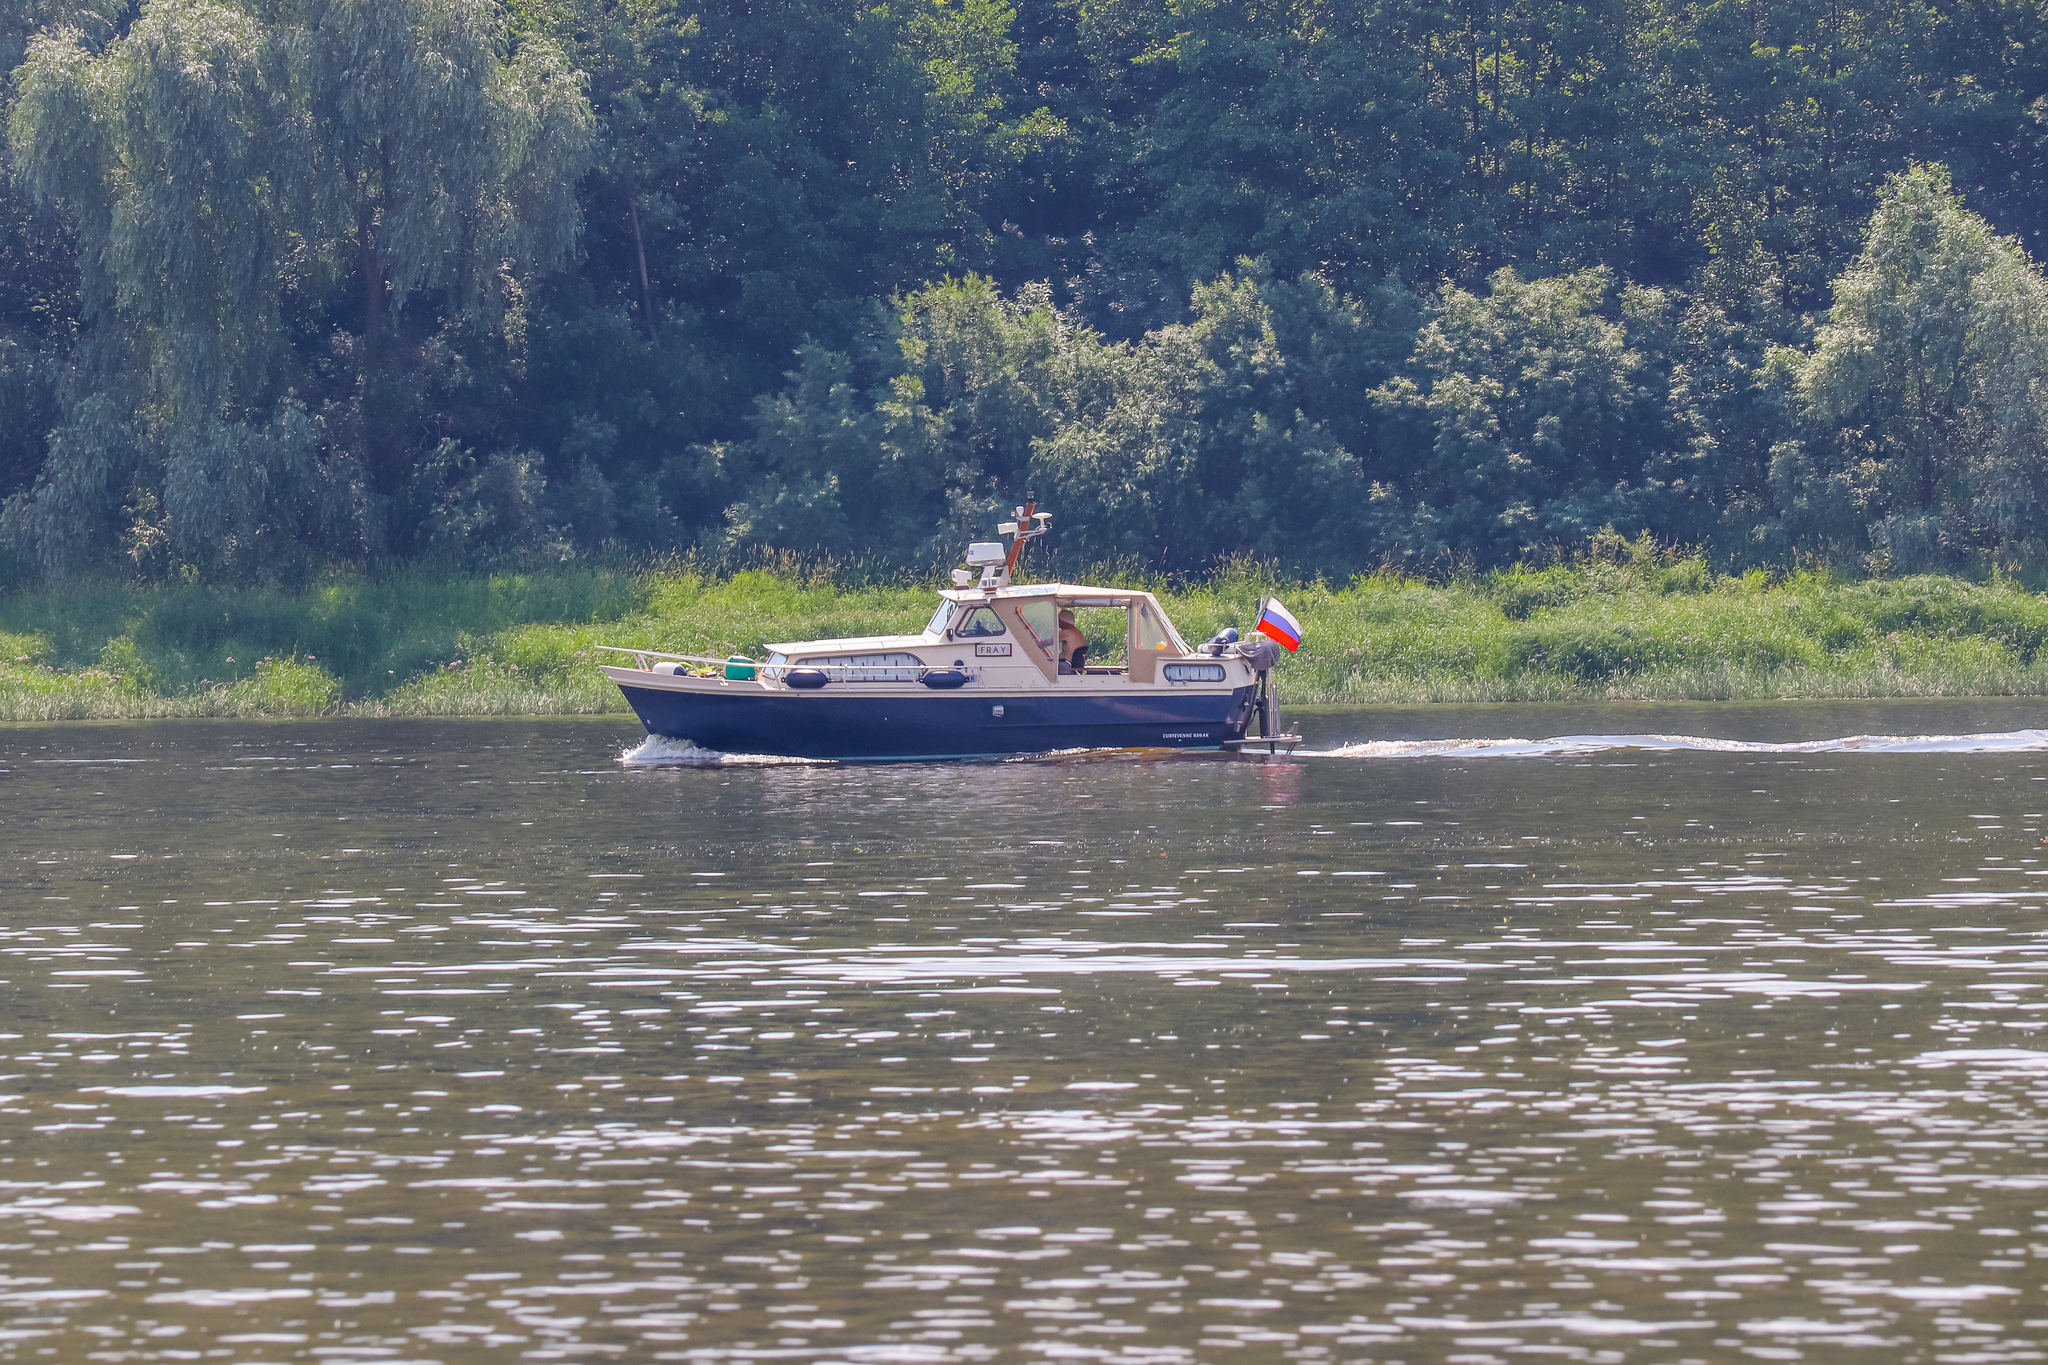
<box><xmin>6</xmin><ymin>554</ymin><xmax>2048</xmax><ymax>720</ymax></box>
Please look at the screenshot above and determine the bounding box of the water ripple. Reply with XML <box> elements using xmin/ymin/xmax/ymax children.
<box><xmin>8</xmin><ymin>711</ymin><xmax>2048</xmax><ymax>1363</ymax></box>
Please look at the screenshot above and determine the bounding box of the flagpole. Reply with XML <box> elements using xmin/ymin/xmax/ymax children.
<box><xmin>1254</xmin><ymin>595</ymin><xmax>1268</xmax><ymax>743</ymax></box>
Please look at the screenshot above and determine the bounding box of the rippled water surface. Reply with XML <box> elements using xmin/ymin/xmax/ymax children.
<box><xmin>8</xmin><ymin>700</ymin><xmax>2048</xmax><ymax>1364</ymax></box>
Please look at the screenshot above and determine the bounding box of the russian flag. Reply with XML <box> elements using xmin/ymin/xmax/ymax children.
<box><xmin>1255</xmin><ymin>597</ymin><xmax>1303</xmax><ymax>651</ymax></box>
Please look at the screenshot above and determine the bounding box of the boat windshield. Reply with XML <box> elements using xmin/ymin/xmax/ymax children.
<box><xmin>1135</xmin><ymin>600</ymin><xmax>1176</xmax><ymax>654</ymax></box>
<box><xmin>1017</xmin><ymin>601</ymin><xmax>1058</xmax><ymax>656</ymax></box>
<box><xmin>924</xmin><ymin>601</ymin><xmax>954</xmax><ymax>636</ymax></box>
<box><xmin>953</xmin><ymin>607</ymin><xmax>1006</xmax><ymax>638</ymax></box>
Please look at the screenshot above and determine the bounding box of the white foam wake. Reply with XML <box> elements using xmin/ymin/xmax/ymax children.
<box><xmin>1310</xmin><ymin>729</ymin><xmax>2048</xmax><ymax>760</ymax></box>
<box><xmin>619</xmin><ymin>735</ymin><xmax>828</xmax><ymax>767</ymax></box>
<box><xmin>622</xmin><ymin>728</ymin><xmax>2048</xmax><ymax>765</ymax></box>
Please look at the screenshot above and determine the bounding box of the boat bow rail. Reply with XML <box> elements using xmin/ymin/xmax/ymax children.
<box><xmin>594</xmin><ymin>645</ymin><xmax>741</xmax><ymax>673</ymax></box>
<box><xmin>598</xmin><ymin>645</ymin><xmax>982</xmax><ymax>688</ymax></box>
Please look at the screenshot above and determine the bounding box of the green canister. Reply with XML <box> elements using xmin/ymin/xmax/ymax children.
<box><xmin>723</xmin><ymin>656</ymin><xmax>756</xmax><ymax>680</ymax></box>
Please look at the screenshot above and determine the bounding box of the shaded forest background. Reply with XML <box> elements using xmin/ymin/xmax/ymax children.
<box><xmin>8</xmin><ymin>0</ymin><xmax>2048</xmax><ymax>584</ymax></box>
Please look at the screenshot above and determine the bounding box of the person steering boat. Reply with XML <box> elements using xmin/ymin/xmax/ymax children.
<box><xmin>1057</xmin><ymin>607</ymin><xmax>1088</xmax><ymax>674</ymax></box>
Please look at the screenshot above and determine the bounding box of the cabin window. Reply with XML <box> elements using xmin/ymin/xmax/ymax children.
<box><xmin>924</xmin><ymin>601</ymin><xmax>955</xmax><ymax>636</ymax></box>
<box><xmin>1017</xmin><ymin>600</ymin><xmax>1058</xmax><ymax>657</ymax></box>
<box><xmin>1134</xmin><ymin>601</ymin><xmax>1175</xmax><ymax>654</ymax></box>
<box><xmin>1162</xmin><ymin>662</ymin><xmax>1226</xmax><ymax>682</ymax></box>
<box><xmin>953</xmin><ymin>607</ymin><xmax>1005</xmax><ymax>638</ymax></box>
<box><xmin>796</xmin><ymin>652</ymin><xmax>924</xmax><ymax>682</ymax></box>
<box><xmin>1067</xmin><ymin>607</ymin><xmax>1127</xmax><ymax>669</ymax></box>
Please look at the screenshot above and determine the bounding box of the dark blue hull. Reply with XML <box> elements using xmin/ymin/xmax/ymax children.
<box><xmin>617</xmin><ymin>682</ymin><xmax>1260</xmax><ymax>760</ymax></box>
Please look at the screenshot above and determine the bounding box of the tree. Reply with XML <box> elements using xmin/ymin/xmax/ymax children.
<box><xmin>1091</xmin><ymin>0</ymin><xmax>1649</xmax><ymax>308</ymax></box>
<box><xmin>721</xmin><ymin>268</ymin><xmax>1408</xmax><ymax>573</ymax></box>
<box><xmin>297</xmin><ymin>0</ymin><xmax>593</xmax><ymax>359</ymax></box>
<box><xmin>1790</xmin><ymin>163</ymin><xmax>2048</xmax><ymax>567</ymax></box>
<box><xmin>1034</xmin><ymin>269</ymin><xmax>1401</xmax><ymax>570</ymax></box>
<box><xmin>10</xmin><ymin>0</ymin><xmax>2048</xmax><ymax>581</ymax></box>
<box><xmin>720</xmin><ymin>278</ymin><xmax>1095</xmax><ymax>562</ymax></box>
<box><xmin>1370</xmin><ymin>268</ymin><xmax>1678</xmax><ymax>563</ymax></box>
<box><xmin>3</xmin><ymin>0</ymin><xmax>593</xmax><ymax>576</ymax></box>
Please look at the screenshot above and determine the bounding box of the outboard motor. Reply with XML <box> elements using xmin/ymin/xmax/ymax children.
<box><xmin>1234</xmin><ymin>635</ymin><xmax>1283</xmax><ymax>738</ymax></box>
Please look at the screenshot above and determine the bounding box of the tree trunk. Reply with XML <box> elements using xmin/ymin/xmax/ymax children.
<box><xmin>629</xmin><ymin>195</ymin><xmax>659</xmax><ymax>345</ymax></box>
<box><xmin>362</xmin><ymin>142</ymin><xmax>398</xmax><ymax>365</ymax></box>
<box><xmin>360</xmin><ymin>221</ymin><xmax>384</xmax><ymax>359</ymax></box>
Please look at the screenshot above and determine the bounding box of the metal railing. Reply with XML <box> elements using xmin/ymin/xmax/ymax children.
<box><xmin>593</xmin><ymin>645</ymin><xmax>742</xmax><ymax>674</ymax></box>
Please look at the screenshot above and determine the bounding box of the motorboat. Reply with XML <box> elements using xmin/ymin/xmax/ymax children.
<box><xmin>598</xmin><ymin>506</ymin><xmax>1298</xmax><ymax>760</ymax></box>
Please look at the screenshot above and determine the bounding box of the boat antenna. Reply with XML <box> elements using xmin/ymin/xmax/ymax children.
<box><xmin>998</xmin><ymin>497</ymin><xmax>1052</xmax><ymax>578</ymax></box>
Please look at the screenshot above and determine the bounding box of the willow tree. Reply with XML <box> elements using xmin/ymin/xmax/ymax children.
<box><xmin>295</xmin><ymin>0</ymin><xmax>592</xmax><ymax>356</ymax></box>
<box><xmin>10</xmin><ymin>1</ymin><xmax>289</xmax><ymax>422</ymax></box>
<box><xmin>1792</xmin><ymin>164</ymin><xmax>2048</xmax><ymax>568</ymax></box>
<box><xmin>3</xmin><ymin>0</ymin><xmax>593</xmax><ymax>577</ymax></box>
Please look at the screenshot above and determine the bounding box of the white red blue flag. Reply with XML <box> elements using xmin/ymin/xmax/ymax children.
<box><xmin>1255</xmin><ymin>597</ymin><xmax>1302</xmax><ymax>651</ymax></box>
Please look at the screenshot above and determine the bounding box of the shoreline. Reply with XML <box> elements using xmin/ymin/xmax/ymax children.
<box><xmin>11</xmin><ymin>670</ymin><xmax>2048</xmax><ymax>724</ymax></box>
<box><xmin>8</xmin><ymin>560</ymin><xmax>2048</xmax><ymax>721</ymax></box>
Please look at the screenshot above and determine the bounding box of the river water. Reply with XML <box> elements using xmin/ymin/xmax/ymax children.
<box><xmin>5</xmin><ymin>700</ymin><xmax>2048</xmax><ymax>1364</ymax></box>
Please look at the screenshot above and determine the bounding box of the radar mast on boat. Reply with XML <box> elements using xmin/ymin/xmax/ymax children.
<box><xmin>953</xmin><ymin>498</ymin><xmax>1051</xmax><ymax>591</ymax></box>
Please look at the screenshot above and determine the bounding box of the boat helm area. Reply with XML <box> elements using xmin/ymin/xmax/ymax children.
<box><xmin>746</xmin><ymin>586</ymin><xmax>1201</xmax><ymax>689</ymax></box>
<box><xmin>923</xmin><ymin>587</ymin><xmax>1183</xmax><ymax>682</ymax></box>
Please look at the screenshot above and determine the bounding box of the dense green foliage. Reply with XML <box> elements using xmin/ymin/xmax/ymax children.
<box><xmin>9</xmin><ymin>0</ymin><xmax>2048</xmax><ymax>580</ymax></box>
<box><xmin>10</xmin><ymin>558</ymin><xmax>2048</xmax><ymax>719</ymax></box>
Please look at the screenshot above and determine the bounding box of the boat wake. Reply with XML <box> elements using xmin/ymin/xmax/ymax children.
<box><xmin>620</xmin><ymin>735</ymin><xmax>827</xmax><ymax>767</ymax></box>
<box><xmin>1309</xmin><ymin>728</ymin><xmax>2048</xmax><ymax>760</ymax></box>
<box><xmin>622</xmin><ymin>728</ymin><xmax>2048</xmax><ymax>765</ymax></box>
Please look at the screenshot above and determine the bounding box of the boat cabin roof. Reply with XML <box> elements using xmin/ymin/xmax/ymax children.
<box><xmin>937</xmin><ymin>582</ymin><xmax>1156</xmax><ymax>608</ymax></box>
<box><xmin>763</xmin><ymin>583</ymin><xmax>1183</xmax><ymax>656</ymax></box>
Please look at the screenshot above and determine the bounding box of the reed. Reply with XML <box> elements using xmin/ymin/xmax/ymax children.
<box><xmin>6</xmin><ymin>557</ymin><xmax>2048</xmax><ymax>719</ymax></box>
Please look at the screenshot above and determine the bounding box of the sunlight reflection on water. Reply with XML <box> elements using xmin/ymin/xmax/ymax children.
<box><xmin>5</xmin><ymin>705</ymin><xmax>2048</xmax><ymax>1362</ymax></box>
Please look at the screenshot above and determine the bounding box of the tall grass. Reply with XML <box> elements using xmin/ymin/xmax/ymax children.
<box><xmin>7</xmin><ymin>553</ymin><xmax>2048</xmax><ymax>719</ymax></box>
<box><xmin>1232</xmin><ymin>565</ymin><xmax>2048</xmax><ymax>703</ymax></box>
